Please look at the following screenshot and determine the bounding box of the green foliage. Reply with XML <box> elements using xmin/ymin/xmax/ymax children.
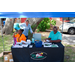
<box><xmin>31</xmin><ymin>24</ymin><xmax>36</xmax><ymax>30</ymax></box>
<box><xmin>37</xmin><ymin>18</ymin><xmax>50</xmax><ymax>31</ymax></box>
<box><xmin>28</xmin><ymin>24</ymin><xmax>36</xmax><ymax>36</ymax></box>
<box><xmin>28</xmin><ymin>24</ymin><xmax>37</xmax><ymax>40</ymax></box>
<box><xmin>37</xmin><ymin>29</ymin><xmax>40</xmax><ymax>32</ymax></box>
<box><xmin>51</xmin><ymin>19</ymin><xmax>56</xmax><ymax>26</ymax></box>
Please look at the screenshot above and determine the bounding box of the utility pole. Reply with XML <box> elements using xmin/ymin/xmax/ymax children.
<box><xmin>62</xmin><ymin>18</ymin><xmax>64</xmax><ymax>32</ymax></box>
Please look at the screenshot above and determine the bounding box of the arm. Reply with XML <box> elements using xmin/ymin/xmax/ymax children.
<box><xmin>13</xmin><ymin>32</ymin><xmax>17</xmax><ymax>38</ymax></box>
<box><xmin>29</xmin><ymin>25</ymin><xmax>33</xmax><ymax>33</ymax></box>
<box><xmin>13</xmin><ymin>33</ymin><xmax>16</xmax><ymax>38</ymax></box>
<box><xmin>45</xmin><ymin>31</ymin><xmax>52</xmax><ymax>41</ymax></box>
<box><xmin>50</xmin><ymin>40</ymin><xmax>61</xmax><ymax>43</ymax></box>
<box><xmin>47</xmin><ymin>38</ymin><xmax>51</xmax><ymax>40</ymax></box>
<box><xmin>45</xmin><ymin>38</ymin><xmax>51</xmax><ymax>41</ymax></box>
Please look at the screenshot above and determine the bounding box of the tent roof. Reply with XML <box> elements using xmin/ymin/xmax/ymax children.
<box><xmin>0</xmin><ymin>12</ymin><xmax>75</xmax><ymax>18</ymax></box>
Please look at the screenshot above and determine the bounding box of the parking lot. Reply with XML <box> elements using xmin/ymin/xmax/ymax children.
<box><xmin>62</xmin><ymin>32</ymin><xmax>75</xmax><ymax>45</ymax></box>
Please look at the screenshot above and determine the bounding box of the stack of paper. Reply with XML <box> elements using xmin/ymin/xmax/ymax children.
<box><xmin>44</xmin><ymin>43</ymin><xmax>52</xmax><ymax>47</ymax></box>
<box><xmin>29</xmin><ymin>45</ymin><xmax>33</xmax><ymax>48</ymax></box>
<box><xmin>43</xmin><ymin>42</ymin><xmax>52</xmax><ymax>45</ymax></box>
<box><xmin>51</xmin><ymin>44</ymin><xmax>59</xmax><ymax>47</ymax></box>
<box><xmin>16</xmin><ymin>42</ymin><xmax>22</xmax><ymax>45</ymax></box>
<box><xmin>12</xmin><ymin>44</ymin><xmax>28</xmax><ymax>48</ymax></box>
<box><xmin>21</xmin><ymin>44</ymin><xmax>28</xmax><ymax>47</ymax></box>
<box><xmin>12</xmin><ymin>45</ymin><xmax>23</xmax><ymax>48</ymax></box>
<box><xmin>43</xmin><ymin>43</ymin><xmax>59</xmax><ymax>47</ymax></box>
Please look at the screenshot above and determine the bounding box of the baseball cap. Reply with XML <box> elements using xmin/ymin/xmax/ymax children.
<box><xmin>16</xmin><ymin>27</ymin><xmax>21</xmax><ymax>30</ymax></box>
<box><xmin>14</xmin><ymin>23</ymin><xmax>21</xmax><ymax>30</ymax></box>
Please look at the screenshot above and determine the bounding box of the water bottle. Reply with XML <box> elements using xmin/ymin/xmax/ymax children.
<box><xmin>32</xmin><ymin>37</ymin><xmax>35</xmax><ymax>43</ymax></box>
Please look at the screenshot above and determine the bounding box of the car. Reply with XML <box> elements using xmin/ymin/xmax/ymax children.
<box><xmin>59</xmin><ymin>19</ymin><xmax>75</xmax><ymax>34</ymax></box>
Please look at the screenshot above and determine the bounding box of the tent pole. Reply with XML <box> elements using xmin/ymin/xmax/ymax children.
<box><xmin>1</xmin><ymin>20</ymin><xmax>5</xmax><ymax>51</ymax></box>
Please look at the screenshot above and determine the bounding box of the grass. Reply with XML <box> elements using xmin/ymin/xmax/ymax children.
<box><xmin>0</xmin><ymin>33</ymin><xmax>13</xmax><ymax>62</ymax></box>
<box><xmin>41</xmin><ymin>36</ymin><xmax>75</xmax><ymax>62</ymax></box>
<box><xmin>64</xmin><ymin>44</ymin><xmax>75</xmax><ymax>62</ymax></box>
<box><xmin>41</xmin><ymin>35</ymin><xmax>75</xmax><ymax>62</ymax></box>
<box><xmin>41</xmin><ymin>36</ymin><xmax>47</xmax><ymax>41</ymax></box>
<box><xmin>0</xmin><ymin>33</ymin><xmax>13</xmax><ymax>53</ymax></box>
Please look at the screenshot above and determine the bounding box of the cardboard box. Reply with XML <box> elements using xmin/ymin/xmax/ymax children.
<box><xmin>4</xmin><ymin>55</ymin><xmax>9</xmax><ymax>62</ymax></box>
<box><xmin>8</xmin><ymin>53</ymin><xmax>13</xmax><ymax>62</ymax></box>
<box><xmin>3</xmin><ymin>51</ymin><xmax>11</xmax><ymax>55</ymax></box>
<box><xmin>3</xmin><ymin>51</ymin><xmax>13</xmax><ymax>62</ymax></box>
<box><xmin>9</xmin><ymin>59</ymin><xmax>13</xmax><ymax>62</ymax></box>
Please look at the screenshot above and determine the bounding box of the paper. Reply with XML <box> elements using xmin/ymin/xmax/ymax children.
<box><xmin>21</xmin><ymin>40</ymin><xmax>28</xmax><ymax>44</ymax></box>
<box><xmin>43</xmin><ymin>43</ymin><xmax>52</xmax><ymax>47</ymax></box>
<box><xmin>46</xmin><ymin>40</ymin><xmax>50</xmax><ymax>42</ymax></box>
<box><xmin>42</xmin><ymin>42</ymin><xmax>44</xmax><ymax>45</ymax></box>
<box><xmin>5</xmin><ymin>57</ymin><xmax>8</xmax><ymax>61</ymax></box>
<box><xmin>27</xmin><ymin>39</ymin><xmax>31</xmax><ymax>45</ymax></box>
<box><xmin>16</xmin><ymin>42</ymin><xmax>22</xmax><ymax>45</ymax></box>
<box><xmin>51</xmin><ymin>44</ymin><xmax>59</xmax><ymax>47</ymax></box>
<box><xmin>12</xmin><ymin>45</ymin><xmax>23</xmax><ymax>48</ymax></box>
<box><xmin>44</xmin><ymin>44</ymin><xmax>52</xmax><ymax>47</ymax></box>
<box><xmin>43</xmin><ymin>42</ymin><xmax>52</xmax><ymax>45</ymax></box>
<box><xmin>21</xmin><ymin>40</ymin><xmax>31</xmax><ymax>45</ymax></box>
<box><xmin>9</xmin><ymin>59</ymin><xmax>13</xmax><ymax>62</ymax></box>
<box><xmin>22</xmin><ymin>44</ymin><xmax>28</xmax><ymax>47</ymax></box>
<box><xmin>29</xmin><ymin>45</ymin><xmax>33</xmax><ymax>48</ymax></box>
<box><xmin>44</xmin><ymin>43</ymin><xmax>58</xmax><ymax>48</ymax></box>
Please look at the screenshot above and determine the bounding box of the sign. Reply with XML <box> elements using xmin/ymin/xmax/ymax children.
<box><xmin>19</xmin><ymin>23</ymin><xmax>25</xmax><ymax>29</ymax></box>
<box><xmin>30</xmin><ymin>51</ymin><xmax>47</xmax><ymax>60</ymax></box>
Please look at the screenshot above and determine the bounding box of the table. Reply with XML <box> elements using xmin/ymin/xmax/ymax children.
<box><xmin>11</xmin><ymin>43</ymin><xmax>64</xmax><ymax>62</ymax></box>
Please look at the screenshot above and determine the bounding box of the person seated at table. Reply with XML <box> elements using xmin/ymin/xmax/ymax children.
<box><xmin>13</xmin><ymin>29</ymin><xmax>26</xmax><ymax>42</ymax></box>
<box><xmin>45</xmin><ymin>26</ymin><xmax>62</xmax><ymax>43</ymax></box>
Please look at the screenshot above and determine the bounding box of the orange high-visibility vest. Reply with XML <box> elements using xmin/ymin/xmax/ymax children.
<box><xmin>15</xmin><ymin>34</ymin><xmax>26</xmax><ymax>42</ymax></box>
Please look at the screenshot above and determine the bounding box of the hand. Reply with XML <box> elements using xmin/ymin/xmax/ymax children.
<box><xmin>32</xmin><ymin>32</ymin><xmax>35</xmax><ymax>34</ymax></box>
<box><xmin>45</xmin><ymin>38</ymin><xmax>48</xmax><ymax>42</ymax></box>
<box><xmin>22</xmin><ymin>42</ymin><xmax>25</xmax><ymax>44</ymax></box>
<box><xmin>50</xmin><ymin>40</ymin><xmax>53</xmax><ymax>43</ymax></box>
<box><xmin>14</xmin><ymin>32</ymin><xmax>17</xmax><ymax>34</ymax></box>
<box><xmin>13</xmin><ymin>32</ymin><xmax>17</xmax><ymax>37</ymax></box>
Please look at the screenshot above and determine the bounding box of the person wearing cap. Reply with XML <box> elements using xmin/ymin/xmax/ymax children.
<box><xmin>13</xmin><ymin>29</ymin><xmax>26</xmax><ymax>42</ymax></box>
<box><xmin>45</xmin><ymin>26</ymin><xmax>62</xmax><ymax>43</ymax></box>
<box><xmin>22</xmin><ymin>19</ymin><xmax>34</xmax><ymax>40</ymax></box>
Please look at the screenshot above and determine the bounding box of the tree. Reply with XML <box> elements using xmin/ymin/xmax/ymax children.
<box><xmin>29</xmin><ymin>18</ymin><xmax>44</xmax><ymax>31</ymax></box>
<box><xmin>2</xmin><ymin>18</ymin><xmax>15</xmax><ymax>35</ymax></box>
<box><xmin>37</xmin><ymin>18</ymin><xmax>50</xmax><ymax>32</ymax></box>
<box><xmin>28</xmin><ymin>18</ymin><xmax>44</xmax><ymax>38</ymax></box>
